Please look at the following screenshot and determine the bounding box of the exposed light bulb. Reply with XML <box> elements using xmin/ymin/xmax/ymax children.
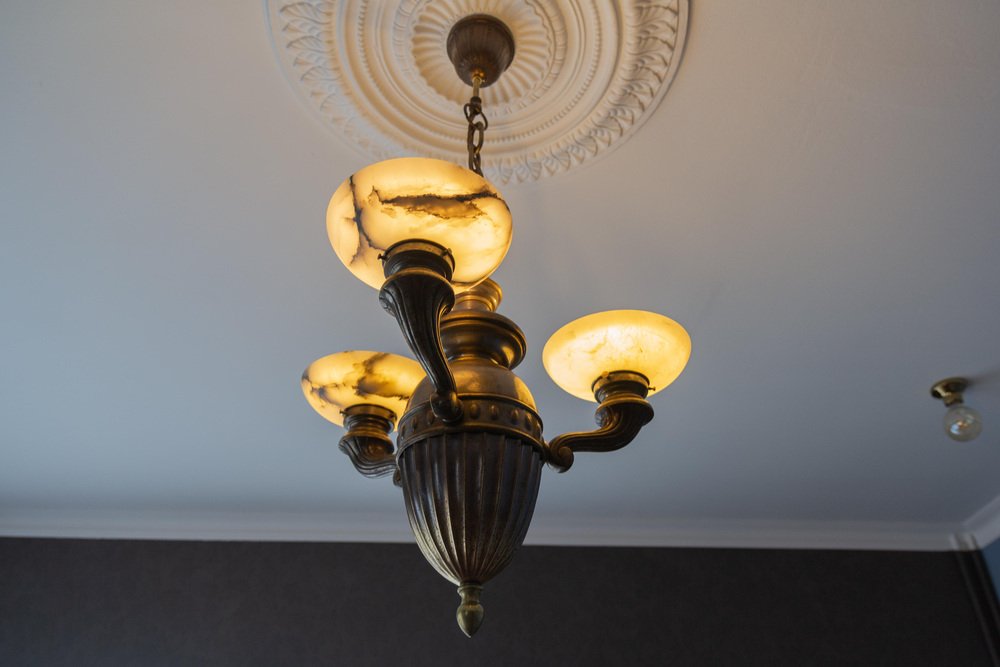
<box><xmin>944</xmin><ymin>404</ymin><xmax>983</xmax><ymax>442</ymax></box>
<box><xmin>931</xmin><ymin>377</ymin><xmax>984</xmax><ymax>443</ymax></box>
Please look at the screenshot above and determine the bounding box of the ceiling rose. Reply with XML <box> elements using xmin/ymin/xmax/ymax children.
<box><xmin>265</xmin><ymin>0</ymin><xmax>688</xmax><ymax>183</ymax></box>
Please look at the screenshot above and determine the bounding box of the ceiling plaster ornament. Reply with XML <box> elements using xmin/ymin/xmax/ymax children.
<box><xmin>266</xmin><ymin>0</ymin><xmax>688</xmax><ymax>183</ymax></box>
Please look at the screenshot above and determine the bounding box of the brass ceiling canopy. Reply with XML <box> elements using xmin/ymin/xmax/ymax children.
<box><xmin>446</xmin><ymin>14</ymin><xmax>515</xmax><ymax>88</ymax></box>
<box><xmin>301</xmin><ymin>14</ymin><xmax>691</xmax><ymax>637</ymax></box>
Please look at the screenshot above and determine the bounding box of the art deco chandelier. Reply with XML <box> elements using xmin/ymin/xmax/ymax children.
<box><xmin>301</xmin><ymin>15</ymin><xmax>691</xmax><ymax>636</ymax></box>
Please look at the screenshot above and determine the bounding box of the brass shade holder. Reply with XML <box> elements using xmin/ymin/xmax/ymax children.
<box><xmin>338</xmin><ymin>404</ymin><xmax>397</xmax><ymax>479</ymax></box>
<box><xmin>931</xmin><ymin>377</ymin><xmax>969</xmax><ymax>407</ymax></box>
<box><xmin>547</xmin><ymin>371</ymin><xmax>655</xmax><ymax>473</ymax></box>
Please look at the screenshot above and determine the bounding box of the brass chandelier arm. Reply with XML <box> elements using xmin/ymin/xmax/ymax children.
<box><xmin>545</xmin><ymin>398</ymin><xmax>655</xmax><ymax>472</ymax></box>
<box><xmin>378</xmin><ymin>240</ymin><xmax>464</xmax><ymax>424</ymax></box>
<box><xmin>338</xmin><ymin>404</ymin><xmax>399</xmax><ymax>479</ymax></box>
<box><xmin>545</xmin><ymin>372</ymin><xmax>655</xmax><ymax>473</ymax></box>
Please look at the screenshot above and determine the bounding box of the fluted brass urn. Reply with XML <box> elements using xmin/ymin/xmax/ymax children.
<box><xmin>396</xmin><ymin>280</ymin><xmax>544</xmax><ymax>636</ymax></box>
<box><xmin>300</xmin><ymin>14</ymin><xmax>692</xmax><ymax>636</ymax></box>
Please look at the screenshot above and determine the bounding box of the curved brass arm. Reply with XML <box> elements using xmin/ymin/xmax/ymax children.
<box><xmin>378</xmin><ymin>240</ymin><xmax>463</xmax><ymax>424</ymax></box>
<box><xmin>545</xmin><ymin>372</ymin><xmax>655</xmax><ymax>473</ymax></box>
<box><xmin>338</xmin><ymin>405</ymin><xmax>398</xmax><ymax>479</ymax></box>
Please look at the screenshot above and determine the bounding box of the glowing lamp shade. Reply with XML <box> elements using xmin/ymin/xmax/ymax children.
<box><xmin>543</xmin><ymin>310</ymin><xmax>691</xmax><ymax>402</ymax></box>
<box><xmin>301</xmin><ymin>351</ymin><xmax>425</xmax><ymax>426</ymax></box>
<box><xmin>327</xmin><ymin>157</ymin><xmax>513</xmax><ymax>290</ymax></box>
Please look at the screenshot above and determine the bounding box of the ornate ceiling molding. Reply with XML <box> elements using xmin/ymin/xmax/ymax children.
<box><xmin>266</xmin><ymin>1</ymin><xmax>688</xmax><ymax>183</ymax></box>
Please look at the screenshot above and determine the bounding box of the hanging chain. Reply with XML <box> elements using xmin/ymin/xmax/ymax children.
<box><xmin>463</xmin><ymin>75</ymin><xmax>488</xmax><ymax>176</ymax></box>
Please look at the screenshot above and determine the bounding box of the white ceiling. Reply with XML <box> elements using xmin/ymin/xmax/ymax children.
<box><xmin>2</xmin><ymin>0</ymin><xmax>1000</xmax><ymax>550</ymax></box>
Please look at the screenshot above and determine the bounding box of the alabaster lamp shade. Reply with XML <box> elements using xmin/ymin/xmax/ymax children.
<box><xmin>301</xmin><ymin>351</ymin><xmax>426</xmax><ymax>426</ymax></box>
<box><xmin>543</xmin><ymin>310</ymin><xmax>691</xmax><ymax>401</ymax></box>
<box><xmin>327</xmin><ymin>157</ymin><xmax>513</xmax><ymax>290</ymax></box>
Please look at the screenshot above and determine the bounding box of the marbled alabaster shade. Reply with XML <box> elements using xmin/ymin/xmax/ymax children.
<box><xmin>327</xmin><ymin>157</ymin><xmax>513</xmax><ymax>289</ymax></box>
<box><xmin>543</xmin><ymin>310</ymin><xmax>691</xmax><ymax>402</ymax></box>
<box><xmin>301</xmin><ymin>351</ymin><xmax>425</xmax><ymax>426</ymax></box>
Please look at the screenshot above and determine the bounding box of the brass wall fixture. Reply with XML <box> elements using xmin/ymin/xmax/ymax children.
<box><xmin>931</xmin><ymin>377</ymin><xmax>984</xmax><ymax>442</ymax></box>
<box><xmin>301</xmin><ymin>15</ymin><xmax>691</xmax><ymax>636</ymax></box>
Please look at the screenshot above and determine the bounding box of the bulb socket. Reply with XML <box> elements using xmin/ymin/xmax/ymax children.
<box><xmin>380</xmin><ymin>239</ymin><xmax>455</xmax><ymax>282</ymax></box>
<box><xmin>931</xmin><ymin>377</ymin><xmax>969</xmax><ymax>407</ymax></box>
<box><xmin>592</xmin><ymin>371</ymin><xmax>652</xmax><ymax>403</ymax></box>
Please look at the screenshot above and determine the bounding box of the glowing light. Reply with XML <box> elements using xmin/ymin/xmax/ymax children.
<box><xmin>543</xmin><ymin>310</ymin><xmax>691</xmax><ymax>402</ymax></box>
<box><xmin>301</xmin><ymin>351</ymin><xmax>425</xmax><ymax>426</ymax></box>
<box><xmin>327</xmin><ymin>157</ymin><xmax>513</xmax><ymax>290</ymax></box>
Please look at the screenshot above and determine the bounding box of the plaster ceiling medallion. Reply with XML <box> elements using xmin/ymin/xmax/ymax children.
<box><xmin>266</xmin><ymin>1</ymin><xmax>688</xmax><ymax>183</ymax></box>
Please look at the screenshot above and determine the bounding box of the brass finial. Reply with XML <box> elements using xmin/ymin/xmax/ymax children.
<box><xmin>456</xmin><ymin>582</ymin><xmax>484</xmax><ymax>637</ymax></box>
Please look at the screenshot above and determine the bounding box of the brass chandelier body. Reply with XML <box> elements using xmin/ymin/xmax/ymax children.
<box><xmin>302</xmin><ymin>15</ymin><xmax>689</xmax><ymax>636</ymax></box>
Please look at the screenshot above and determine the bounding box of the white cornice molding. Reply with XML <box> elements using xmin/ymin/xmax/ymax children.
<box><xmin>0</xmin><ymin>508</ymin><xmax>962</xmax><ymax>551</ymax></box>
<box><xmin>526</xmin><ymin>516</ymin><xmax>963</xmax><ymax>552</ymax></box>
<box><xmin>264</xmin><ymin>0</ymin><xmax>688</xmax><ymax>183</ymax></box>
<box><xmin>960</xmin><ymin>492</ymin><xmax>1000</xmax><ymax>549</ymax></box>
<box><xmin>0</xmin><ymin>509</ymin><xmax>415</xmax><ymax>544</ymax></box>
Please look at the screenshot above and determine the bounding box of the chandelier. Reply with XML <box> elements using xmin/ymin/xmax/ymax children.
<box><xmin>301</xmin><ymin>14</ymin><xmax>691</xmax><ymax>636</ymax></box>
